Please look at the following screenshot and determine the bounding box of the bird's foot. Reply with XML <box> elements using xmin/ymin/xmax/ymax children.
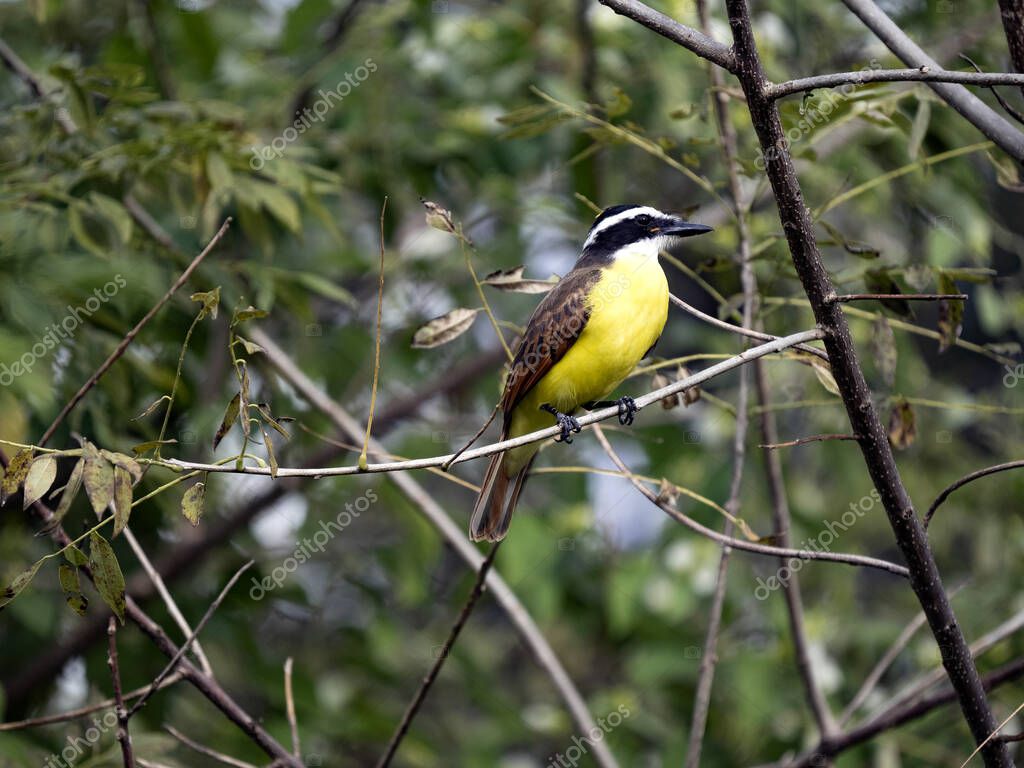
<box><xmin>540</xmin><ymin>404</ymin><xmax>582</xmax><ymax>443</ymax></box>
<box><xmin>616</xmin><ymin>395</ymin><xmax>638</xmax><ymax>426</ymax></box>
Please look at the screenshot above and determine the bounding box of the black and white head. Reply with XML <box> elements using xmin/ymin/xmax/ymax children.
<box><xmin>579</xmin><ymin>204</ymin><xmax>712</xmax><ymax>265</ymax></box>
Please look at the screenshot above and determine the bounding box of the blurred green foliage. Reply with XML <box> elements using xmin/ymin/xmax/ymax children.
<box><xmin>1</xmin><ymin>0</ymin><xmax>1023</xmax><ymax>766</ymax></box>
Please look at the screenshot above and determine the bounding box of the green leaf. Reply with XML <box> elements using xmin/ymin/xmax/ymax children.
<box><xmin>181</xmin><ymin>482</ymin><xmax>205</xmax><ymax>526</ymax></box>
<box><xmin>262</xmin><ymin>426</ymin><xmax>279</xmax><ymax>478</ymax></box>
<box><xmin>89</xmin><ymin>532</ymin><xmax>125</xmax><ymax>623</ymax></box>
<box><xmin>112</xmin><ymin>466</ymin><xmax>133</xmax><ymax>538</ymax></box>
<box><xmin>864</xmin><ymin>269</ymin><xmax>913</xmax><ymax>318</ymax></box>
<box><xmin>810</xmin><ymin>359</ymin><xmax>840</xmax><ymax>396</ymax></box>
<box><xmin>213</xmin><ymin>393</ymin><xmax>241</xmax><ymax>450</ymax></box>
<box><xmin>23</xmin><ymin>454</ymin><xmax>57</xmax><ymax>510</ymax></box>
<box><xmin>131</xmin><ymin>439</ymin><xmax>178</xmax><ymax>454</ymax></box>
<box><xmin>292</xmin><ymin>271</ymin><xmax>357</xmax><ymax>308</ymax></box>
<box><xmin>87</xmin><ymin>192</ymin><xmax>133</xmax><ymax>245</ymax></box>
<box><xmin>870</xmin><ymin>315</ymin><xmax>897</xmax><ymax>389</ymax></box>
<box><xmin>82</xmin><ymin>442</ymin><xmax>114</xmax><ymax>517</ymax></box>
<box><xmin>937</xmin><ymin>272</ymin><xmax>964</xmax><ymax>354</ymax></box>
<box><xmin>604</xmin><ymin>87</ymin><xmax>632</xmax><ymax>118</ymax></box>
<box><xmin>190</xmin><ymin>286</ymin><xmax>221</xmax><ymax>320</ymax></box>
<box><xmin>231</xmin><ymin>305</ymin><xmax>269</xmax><ymax>326</ymax></box>
<box><xmin>205</xmin><ymin>151</ymin><xmax>234</xmax><ymax>191</ymax></box>
<box><xmin>101</xmin><ymin>451</ymin><xmax>143</xmax><ymax>483</ymax></box>
<box><xmin>255</xmin><ymin>183</ymin><xmax>301</xmax><ymax>232</ymax></box>
<box><xmin>58</xmin><ymin>564</ymin><xmax>88</xmax><ymax>616</ymax></box>
<box><xmin>68</xmin><ymin>202</ymin><xmax>110</xmax><ymax>258</ymax></box>
<box><xmin>1</xmin><ymin>448</ymin><xmax>33</xmax><ymax>506</ymax></box>
<box><xmin>65</xmin><ymin>545</ymin><xmax>88</xmax><ymax>567</ymax></box>
<box><xmin>0</xmin><ymin>559</ymin><xmax>45</xmax><ymax>611</ymax></box>
<box><xmin>235</xmin><ymin>335</ymin><xmax>265</xmax><ymax>355</ymax></box>
<box><xmin>888</xmin><ymin>397</ymin><xmax>917</xmax><ymax>450</ymax></box>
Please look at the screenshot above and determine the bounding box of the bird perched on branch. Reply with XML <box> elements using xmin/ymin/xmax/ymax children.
<box><xmin>470</xmin><ymin>204</ymin><xmax>712</xmax><ymax>541</ymax></box>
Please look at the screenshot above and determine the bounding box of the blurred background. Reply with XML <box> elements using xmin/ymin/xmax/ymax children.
<box><xmin>1</xmin><ymin>0</ymin><xmax>1023</xmax><ymax>765</ymax></box>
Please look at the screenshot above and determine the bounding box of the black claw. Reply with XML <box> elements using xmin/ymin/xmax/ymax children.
<box><xmin>617</xmin><ymin>395</ymin><xmax>638</xmax><ymax>426</ymax></box>
<box><xmin>541</xmin><ymin>404</ymin><xmax>582</xmax><ymax>443</ymax></box>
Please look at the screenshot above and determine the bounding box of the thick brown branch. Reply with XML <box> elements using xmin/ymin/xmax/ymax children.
<box><xmin>723</xmin><ymin>0</ymin><xmax>1010</xmax><ymax>763</ymax></box>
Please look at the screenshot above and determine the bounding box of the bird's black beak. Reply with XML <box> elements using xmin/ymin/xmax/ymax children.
<box><xmin>663</xmin><ymin>218</ymin><xmax>713</xmax><ymax>238</ymax></box>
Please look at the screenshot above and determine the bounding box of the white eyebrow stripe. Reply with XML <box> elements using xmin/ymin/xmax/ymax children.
<box><xmin>582</xmin><ymin>206</ymin><xmax>664</xmax><ymax>250</ymax></box>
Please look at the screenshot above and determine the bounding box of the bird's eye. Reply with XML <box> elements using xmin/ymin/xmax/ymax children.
<box><xmin>636</xmin><ymin>214</ymin><xmax>651</xmax><ymax>226</ymax></box>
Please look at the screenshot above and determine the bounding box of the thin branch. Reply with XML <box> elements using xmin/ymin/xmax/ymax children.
<box><xmin>766</xmin><ymin>68</ymin><xmax>1024</xmax><ymax>100</ymax></box>
<box><xmin>591</xmin><ymin>426</ymin><xmax>908</xmax><ymax>576</ymax></box>
<box><xmin>959</xmin><ymin>54</ymin><xmax>1024</xmax><ymax>127</ymax></box>
<box><xmin>123</xmin><ymin>527</ymin><xmax>213</xmax><ymax>676</ymax></box>
<box><xmin>158</xmin><ymin>330</ymin><xmax>826</xmax><ymax>479</ymax></box>
<box><xmin>375</xmin><ymin>542</ymin><xmax>502</xmax><ymax>768</ymax></box>
<box><xmin>164</xmin><ymin>725</ymin><xmax>258</xmax><ymax>768</ymax></box>
<box><xmin>924</xmin><ymin>460</ymin><xmax>1024</xmax><ymax>529</ymax></box>
<box><xmin>669</xmin><ymin>292</ymin><xmax>829</xmax><ymax>361</ymax></box>
<box><xmin>247</xmin><ymin>328</ymin><xmax>622</xmax><ymax>768</ymax></box>
<box><xmin>832</xmin><ymin>292</ymin><xmax>968</xmax><ymax>303</ymax></box>
<box><xmin>0</xmin><ymin>672</ymin><xmax>183</xmax><ymax>731</ymax></box>
<box><xmin>839</xmin><ymin>0</ymin><xmax>1024</xmax><ymax>162</ymax></box>
<box><xmin>284</xmin><ymin>658</ymin><xmax>301</xmax><ymax>759</ymax></box>
<box><xmin>0</xmin><ymin>36</ymin><xmax>78</xmax><ymax>134</ymax></box>
<box><xmin>760</xmin><ymin>433</ymin><xmax>860</xmax><ymax>450</ymax></box>
<box><xmin>128</xmin><ymin>561</ymin><xmax>254</xmax><ymax>718</ymax></box>
<box><xmin>359</xmin><ymin>197</ymin><xmax>388</xmax><ymax>470</ymax></box>
<box><xmin>755</xmin><ymin>362</ymin><xmax>837</xmax><ymax>738</ymax></box>
<box><xmin>595</xmin><ymin>0</ymin><xmax>736</xmax><ymax>72</ymax></box>
<box><xmin>107</xmin><ymin>618</ymin><xmax>135</xmax><ymax>768</ymax></box>
<box><xmin>38</xmin><ymin>218</ymin><xmax>233</xmax><ymax>447</ymax></box>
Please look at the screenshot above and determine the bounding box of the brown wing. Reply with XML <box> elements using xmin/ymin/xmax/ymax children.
<box><xmin>500</xmin><ymin>267</ymin><xmax>601</xmax><ymax>414</ymax></box>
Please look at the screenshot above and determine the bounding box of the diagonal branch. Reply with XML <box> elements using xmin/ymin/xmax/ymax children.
<box><xmin>595</xmin><ymin>0</ymin><xmax>736</xmax><ymax>72</ymax></box>
<box><xmin>839</xmin><ymin>0</ymin><xmax>1024</xmax><ymax>162</ymax></box>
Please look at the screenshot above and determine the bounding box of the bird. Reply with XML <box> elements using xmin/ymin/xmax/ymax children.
<box><xmin>469</xmin><ymin>204</ymin><xmax>713</xmax><ymax>542</ymax></box>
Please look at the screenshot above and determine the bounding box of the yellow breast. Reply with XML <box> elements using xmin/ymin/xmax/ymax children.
<box><xmin>504</xmin><ymin>249</ymin><xmax>668</xmax><ymax>472</ymax></box>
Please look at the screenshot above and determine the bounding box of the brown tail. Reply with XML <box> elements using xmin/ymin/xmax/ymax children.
<box><xmin>469</xmin><ymin>452</ymin><xmax>534</xmax><ymax>542</ymax></box>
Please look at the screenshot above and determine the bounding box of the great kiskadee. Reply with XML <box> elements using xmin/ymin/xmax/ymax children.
<box><xmin>469</xmin><ymin>204</ymin><xmax>713</xmax><ymax>541</ymax></box>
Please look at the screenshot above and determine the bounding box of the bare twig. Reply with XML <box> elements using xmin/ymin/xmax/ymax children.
<box><xmin>766</xmin><ymin>68</ymin><xmax>1024</xmax><ymax>100</ymax></box>
<box><xmin>123</xmin><ymin>527</ymin><xmax>213</xmax><ymax>676</ymax></box>
<box><xmin>164</xmin><ymin>725</ymin><xmax>258</xmax><ymax>768</ymax></box>
<box><xmin>376</xmin><ymin>542</ymin><xmax>502</xmax><ymax>768</ymax></box>
<box><xmin>359</xmin><ymin>198</ymin><xmax>388</xmax><ymax>470</ymax></box>
<box><xmin>284</xmin><ymin>658</ymin><xmax>301</xmax><ymax>759</ymax></box>
<box><xmin>0</xmin><ymin>36</ymin><xmax>78</xmax><ymax>134</ymax></box>
<box><xmin>38</xmin><ymin>218</ymin><xmax>233</xmax><ymax>447</ymax></box>
<box><xmin>760</xmin><ymin>433</ymin><xmax>860</xmax><ymax>450</ymax></box>
<box><xmin>832</xmin><ymin>292</ymin><xmax>968</xmax><ymax>303</ymax></box>
<box><xmin>755</xmin><ymin>361</ymin><xmax>837</xmax><ymax>739</ymax></box>
<box><xmin>685</xmin><ymin>10</ymin><xmax>757</xmax><ymax>760</ymax></box>
<box><xmin>596</xmin><ymin>0</ymin><xmax>735</xmax><ymax>72</ymax></box>
<box><xmin>590</xmin><ymin>426</ymin><xmax>907</xmax><ymax>576</ymax></box>
<box><xmin>780</xmin><ymin>656</ymin><xmax>1024</xmax><ymax>767</ymax></box>
<box><xmin>0</xmin><ymin>672</ymin><xmax>184</xmax><ymax>731</ymax></box>
<box><xmin>839</xmin><ymin>0</ymin><xmax>1024</xmax><ymax>162</ymax></box>
<box><xmin>107</xmin><ymin>618</ymin><xmax>136</xmax><ymax>768</ymax></box>
<box><xmin>924</xmin><ymin>459</ymin><xmax>1024</xmax><ymax>529</ymax></box>
<box><xmin>669</xmin><ymin>292</ymin><xmax>829</xmax><ymax>362</ymax></box>
<box><xmin>247</xmin><ymin>328</ymin><xmax>622</xmax><ymax>768</ymax></box>
<box><xmin>128</xmin><ymin>560</ymin><xmax>254</xmax><ymax>718</ymax></box>
<box><xmin>959</xmin><ymin>54</ymin><xmax>1024</xmax><ymax>127</ymax></box>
